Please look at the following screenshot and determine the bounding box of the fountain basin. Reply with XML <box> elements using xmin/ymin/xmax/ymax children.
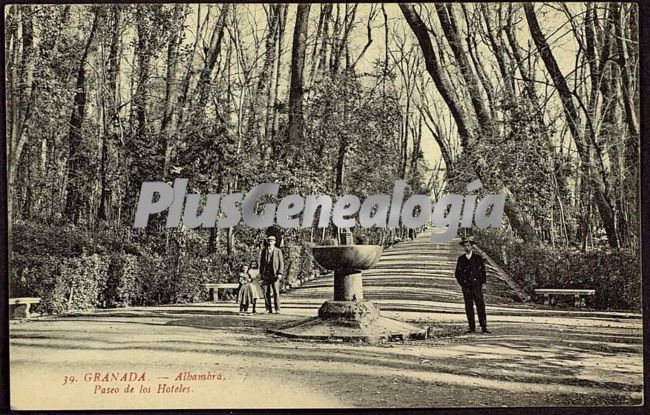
<box><xmin>312</xmin><ymin>245</ymin><xmax>383</xmax><ymax>271</ymax></box>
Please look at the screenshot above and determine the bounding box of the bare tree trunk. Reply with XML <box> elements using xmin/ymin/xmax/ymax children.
<box><xmin>505</xmin><ymin>4</ymin><xmax>571</xmax><ymax>241</ymax></box>
<box><xmin>286</xmin><ymin>4</ymin><xmax>311</xmax><ymax>150</ymax></box>
<box><xmin>462</xmin><ymin>5</ymin><xmax>495</xmax><ymax>116</ymax></box>
<box><xmin>308</xmin><ymin>5</ymin><xmax>326</xmax><ymax>83</ymax></box>
<box><xmin>133</xmin><ymin>7</ymin><xmax>152</xmax><ymax>148</ymax></box>
<box><xmin>505</xmin><ymin>5</ymin><xmax>545</xmax><ymax>127</ymax></box>
<box><xmin>613</xmin><ymin>4</ymin><xmax>639</xmax><ymax>139</ymax></box>
<box><xmin>402</xmin><ymin>97</ymin><xmax>410</xmax><ymax>178</ymax></box>
<box><xmin>242</xmin><ymin>4</ymin><xmax>280</xmax><ymax>147</ymax></box>
<box><xmin>64</xmin><ymin>8</ymin><xmax>100</xmax><ymax>222</ymax></box>
<box><xmin>437</xmin><ymin>4</ymin><xmax>492</xmax><ymax>130</ymax></box>
<box><xmin>480</xmin><ymin>5</ymin><xmax>516</xmax><ymax>102</ymax></box>
<box><xmin>420</xmin><ymin>105</ymin><xmax>453</xmax><ymax>171</ymax></box>
<box><xmin>99</xmin><ymin>5</ymin><xmax>121</xmax><ymax>222</ymax></box>
<box><xmin>194</xmin><ymin>5</ymin><xmax>230</xmax><ymax>110</ymax></box>
<box><xmin>270</xmin><ymin>4</ymin><xmax>288</xmax><ymax>141</ymax></box>
<box><xmin>329</xmin><ymin>4</ymin><xmax>342</xmax><ymax>74</ymax></box>
<box><xmin>317</xmin><ymin>4</ymin><xmax>333</xmax><ymax>76</ymax></box>
<box><xmin>175</xmin><ymin>5</ymin><xmax>211</xmax><ymax>132</ymax></box>
<box><xmin>161</xmin><ymin>4</ymin><xmax>186</xmax><ymax>178</ymax></box>
<box><xmin>400</xmin><ymin>4</ymin><xmax>474</xmax><ymax>147</ymax></box>
<box><xmin>7</xmin><ymin>6</ymin><xmax>40</xmax><ymax>222</ymax></box>
<box><xmin>331</xmin><ymin>4</ymin><xmax>357</xmax><ymax>74</ymax></box>
<box><xmin>410</xmin><ymin>115</ymin><xmax>422</xmax><ymax>174</ymax></box>
<box><xmin>350</xmin><ymin>5</ymin><xmax>378</xmax><ymax>72</ymax></box>
<box><xmin>335</xmin><ymin>141</ymin><xmax>346</xmax><ymax>193</ymax></box>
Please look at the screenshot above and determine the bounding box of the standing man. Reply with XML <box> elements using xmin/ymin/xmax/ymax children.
<box><xmin>455</xmin><ymin>237</ymin><xmax>491</xmax><ymax>334</ymax></box>
<box><xmin>259</xmin><ymin>235</ymin><xmax>284</xmax><ymax>314</ymax></box>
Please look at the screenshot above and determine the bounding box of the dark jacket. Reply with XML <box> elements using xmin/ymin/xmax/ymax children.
<box><xmin>259</xmin><ymin>247</ymin><xmax>284</xmax><ymax>282</ymax></box>
<box><xmin>455</xmin><ymin>252</ymin><xmax>486</xmax><ymax>288</ymax></box>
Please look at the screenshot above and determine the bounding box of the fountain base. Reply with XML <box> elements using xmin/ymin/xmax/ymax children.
<box><xmin>268</xmin><ymin>300</ymin><xmax>428</xmax><ymax>343</ymax></box>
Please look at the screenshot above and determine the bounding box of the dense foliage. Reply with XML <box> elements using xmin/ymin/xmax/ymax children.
<box><xmin>475</xmin><ymin>229</ymin><xmax>641</xmax><ymax>311</ymax></box>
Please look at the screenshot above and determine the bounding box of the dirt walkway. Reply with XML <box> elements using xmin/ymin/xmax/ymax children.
<box><xmin>10</xmin><ymin>301</ymin><xmax>643</xmax><ymax>409</ymax></box>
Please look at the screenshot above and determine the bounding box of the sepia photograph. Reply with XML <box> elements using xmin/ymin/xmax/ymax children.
<box><xmin>5</xmin><ymin>2</ymin><xmax>644</xmax><ymax>410</ymax></box>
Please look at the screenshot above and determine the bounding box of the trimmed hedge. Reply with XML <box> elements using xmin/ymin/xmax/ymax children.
<box><xmin>11</xmin><ymin>253</ymin><xmax>108</xmax><ymax>314</ymax></box>
<box><xmin>9</xmin><ymin>220</ymin><xmax>320</xmax><ymax>314</ymax></box>
<box><xmin>475</xmin><ymin>229</ymin><xmax>641</xmax><ymax>311</ymax></box>
<box><xmin>104</xmin><ymin>253</ymin><xmax>138</xmax><ymax>308</ymax></box>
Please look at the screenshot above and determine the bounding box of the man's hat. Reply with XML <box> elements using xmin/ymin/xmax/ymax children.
<box><xmin>266</xmin><ymin>235</ymin><xmax>276</xmax><ymax>241</ymax></box>
<box><xmin>459</xmin><ymin>237</ymin><xmax>477</xmax><ymax>246</ymax></box>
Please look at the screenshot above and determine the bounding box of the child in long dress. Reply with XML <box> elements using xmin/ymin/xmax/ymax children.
<box><xmin>248</xmin><ymin>260</ymin><xmax>265</xmax><ymax>314</ymax></box>
<box><xmin>237</xmin><ymin>265</ymin><xmax>254</xmax><ymax>314</ymax></box>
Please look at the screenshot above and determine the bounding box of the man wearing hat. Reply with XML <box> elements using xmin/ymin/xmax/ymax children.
<box><xmin>455</xmin><ymin>237</ymin><xmax>490</xmax><ymax>333</ymax></box>
<box><xmin>259</xmin><ymin>235</ymin><xmax>284</xmax><ymax>313</ymax></box>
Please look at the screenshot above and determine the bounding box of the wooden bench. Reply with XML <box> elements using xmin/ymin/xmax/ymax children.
<box><xmin>534</xmin><ymin>289</ymin><xmax>595</xmax><ymax>307</ymax></box>
<box><xmin>9</xmin><ymin>297</ymin><xmax>41</xmax><ymax>319</ymax></box>
<box><xmin>205</xmin><ymin>283</ymin><xmax>239</xmax><ymax>302</ymax></box>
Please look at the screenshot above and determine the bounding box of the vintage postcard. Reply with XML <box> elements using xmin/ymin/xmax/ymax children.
<box><xmin>6</xmin><ymin>2</ymin><xmax>643</xmax><ymax>410</ymax></box>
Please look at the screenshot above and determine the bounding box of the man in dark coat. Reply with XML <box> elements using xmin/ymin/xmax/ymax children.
<box><xmin>455</xmin><ymin>237</ymin><xmax>491</xmax><ymax>334</ymax></box>
<box><xmin>259</xmin><ymin>235</ymin><xmax>284</xmax><ymax>313</ymax></box>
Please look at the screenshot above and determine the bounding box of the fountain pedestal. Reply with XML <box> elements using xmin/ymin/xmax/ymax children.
<box><xmin>268</xmin><ymin>244</ymin><xmax>428</xmax><ymax>343</ymax></box>
<box><xmin>334</xmin><ymin>269</ymin><xmax>364</xmax><ymax>301</ymax></box>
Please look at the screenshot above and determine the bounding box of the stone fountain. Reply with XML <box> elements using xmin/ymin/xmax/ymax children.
<box><xmin>268</xmin><ymin>234</ymin><xmax>428</xmax><ymax>342</ymax></box>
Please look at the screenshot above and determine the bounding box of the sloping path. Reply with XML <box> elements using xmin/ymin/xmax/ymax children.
<box><xmin>289</xmin><ymin>229</ymin><xmax>522</xmax><ymax>306</ymax></box>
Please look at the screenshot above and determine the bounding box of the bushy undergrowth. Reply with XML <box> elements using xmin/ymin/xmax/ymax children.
<box><xmin>475</xmin><ymin>229</ymin><xmax>641</xmax><ymax>311</ymax></box>
<box><xmin>9</xmin><ymin>221</ymin><xmax>317</xmax><ymax>314</ymax></box>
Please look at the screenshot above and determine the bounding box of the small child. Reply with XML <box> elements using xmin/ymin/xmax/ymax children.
<box><xmin>237</xmin><ymin>265</ymin><xmax>254</xmax><ymax>314</ymax></box>
<box><xmin>248</xmin><ymin>260</ymin><xmax>264</xmax><ymax>314</ymax></box>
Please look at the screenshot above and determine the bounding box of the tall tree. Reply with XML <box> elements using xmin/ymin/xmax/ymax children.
<box><xmin>286</xmin><ymin>4</ymin><xmax>311</xmax><ymax>150</ymax></box>
<box><xmin>64</xmin><ymin>7</ymin><xmax>100</xmax><ymax>222</ymax></box>
<box><xmin>401</xmin><ymin>3</ymin><xmax>539</xmax><ymax>243</ymax></box>
<box><xmin>524</xmin><ymin>2</ymin><xmax>619</xmax><ymax>249</ymax></box>
<box><xmin>194</xmin><ymin>5</ymin><xmax>230</xmax><ymax>110</ymax></box>
<box><xmin>161</xmin><ymin>4</ymin><xmax>186</xmax><ymax>178</ymax></box>
<box><xmin>98</xmin><ymin>5</ymin><xmax>122</xmax><ymax>221</ymax></box>
<box><xmin>7</xmin><ymin>5</ymin><xmax>39</xmax><ymax>220</ymax></box>
<box><xmin>399</xmin><ymin>4</ymin><xmax>473</xmax><ymax>148</ymax></box>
